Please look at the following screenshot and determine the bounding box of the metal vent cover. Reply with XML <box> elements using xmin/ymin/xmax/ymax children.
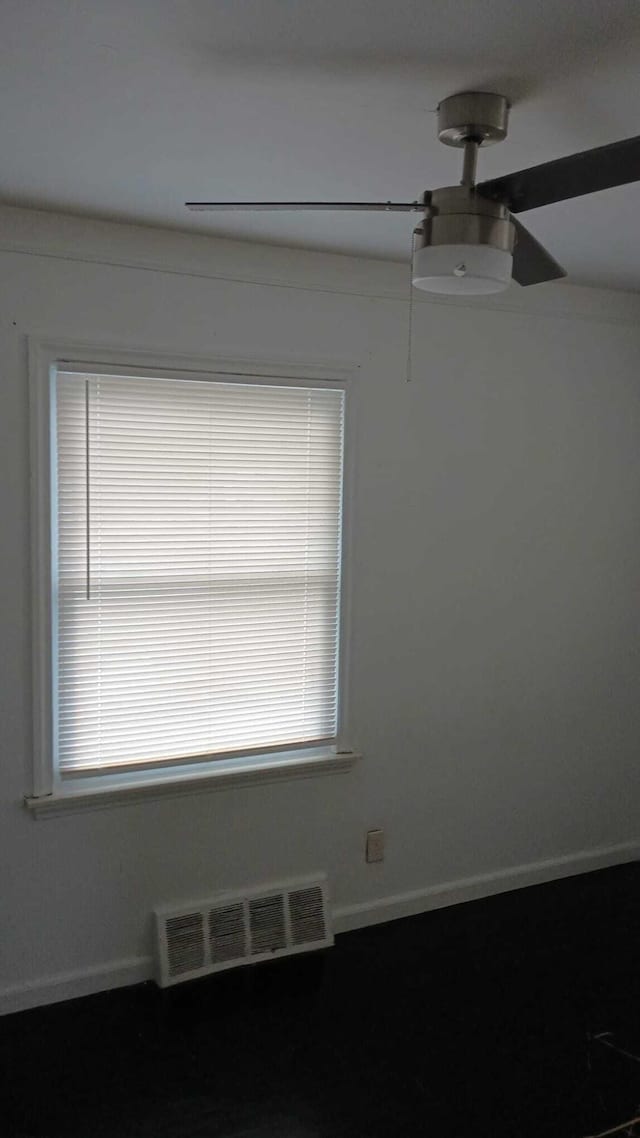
<box><xmin>165</xmin><ymin>912</ymin><xmax>204</xmax><ymax>976</ymax></box>
<box><xmin>155</xmin><ymin>876</ymin><xmax>332</xmax><ymax>987</ymax></box>
<box><xmin>208</xmin><ymin>903</ymin><xmax>245</xmax><ymax>965</ymax></box>
<box><xmin>249</xmin><ymin>894</ymin><xmax>287</xmax><ymax>955</ymax></box>
<box><xmin>289</xmin><ymin>885</ymin><xmax>326</xmax><ymax>945</ymax></box>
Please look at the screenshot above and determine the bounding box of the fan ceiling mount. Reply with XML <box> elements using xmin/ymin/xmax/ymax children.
<box><xmin>186</xmin><ymin>91</ymin><xmax>640</xmax><ymax>295</ymax></box>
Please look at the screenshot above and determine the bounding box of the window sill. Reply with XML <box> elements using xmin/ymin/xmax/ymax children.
<box><xmin>24</xmin><ymin>748</ymin><xmax>361</xmax><ymax>819</ymax></box>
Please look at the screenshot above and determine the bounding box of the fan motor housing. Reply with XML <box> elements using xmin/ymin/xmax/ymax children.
<box><xmin>416</xmin><ymin>186</ymin><xmax>515</xmax><ymax>254</ymax></box>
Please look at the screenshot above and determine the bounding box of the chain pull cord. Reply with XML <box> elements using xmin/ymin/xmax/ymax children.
<box><xmin>406</xmin><ymin>225</ymin><xmax>424</xmax><ymax>383</ymax></box>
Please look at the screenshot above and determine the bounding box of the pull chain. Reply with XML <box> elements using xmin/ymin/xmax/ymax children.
<box><xmin>406</xmin><ymin>270</ymin><xmax>414</xmax><ymax>383</ymax></box>
<box><xmin>406</xmin><ymin>225</ymin><xmax>422</xmax><ymax>383</ymax></box>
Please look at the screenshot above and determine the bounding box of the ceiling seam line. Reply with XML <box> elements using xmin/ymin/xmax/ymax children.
<box><xmin>2</xmin><ymin>244</ymin><xmax>640</xmax><ymax>329</ymax></box>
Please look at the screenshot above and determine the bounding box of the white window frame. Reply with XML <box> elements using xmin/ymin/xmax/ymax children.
<box><xmin>27</xmin><ymin>339</ymin><xmax>359</xmax><ymax>817</ymax></box>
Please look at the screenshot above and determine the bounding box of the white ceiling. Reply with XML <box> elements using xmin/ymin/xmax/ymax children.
<box><xmin>1</xmin><ymin>0</ymin><xmax>640</xmax><ymax>290</ymax></box>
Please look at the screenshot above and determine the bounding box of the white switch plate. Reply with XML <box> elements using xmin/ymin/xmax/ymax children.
<box><xmin>366</xmin><ymin>829</ymin><xmax>385</xmax><ymax>863</ymax></box>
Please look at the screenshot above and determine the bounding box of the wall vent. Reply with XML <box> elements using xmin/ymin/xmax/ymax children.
<box><xmin>155</xmin><ymin>876</ymin><xmax>332</xmax><ymax>987</ymax></box>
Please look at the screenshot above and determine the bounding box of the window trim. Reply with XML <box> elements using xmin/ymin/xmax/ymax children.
<box><xmin>28</xmin><ymin>337</ymin><xmax>359</xmax><ymax>810</ymax></box>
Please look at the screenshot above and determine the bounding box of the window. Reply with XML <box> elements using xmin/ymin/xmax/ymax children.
<box><xmin>29</xmin><ymin>346</ymin><xmax>355</xmax><ymax>809</ymax></box>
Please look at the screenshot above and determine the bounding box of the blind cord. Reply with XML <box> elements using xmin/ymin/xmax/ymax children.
<box><xmin>85</xmin><ymin>378</ymin><xmax>91</xmax><ymax>601</ymax></box>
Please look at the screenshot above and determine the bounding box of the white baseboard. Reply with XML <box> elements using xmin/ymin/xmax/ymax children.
<box><xmin>0</xmin><ymin>956</ymin><xmax>154</xmax><ymax>1017</ymax></box>
<box><xmin>332</xmin><ymin>838</ymin><xmax>640</xmax><ymax>933</ymax></box>
<box><xmin>2</xmin><ymin>839</ymin><xmax>638</xmax><ymax>1016</ymax></box>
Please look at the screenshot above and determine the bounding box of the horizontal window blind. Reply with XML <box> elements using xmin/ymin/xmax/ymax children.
<box><xmin>54</xmin><ymin>371</ymin><xmax>345</xmax><ymax>775</ymax></box>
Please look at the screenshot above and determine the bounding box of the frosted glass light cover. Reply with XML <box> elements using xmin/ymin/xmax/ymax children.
<box><xmin>412</xmin><ymin>243</ymin><xmax>513</xmax><ymax>295</ymax></box>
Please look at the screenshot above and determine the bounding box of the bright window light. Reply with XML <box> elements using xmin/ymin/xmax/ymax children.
<box><xmin>54</xmin><ymin>370</ymin><xmax>345</xmax><ymax>776</ymax></box>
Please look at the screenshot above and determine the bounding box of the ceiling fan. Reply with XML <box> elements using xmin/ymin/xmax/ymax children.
<box><xmin>186</xmin><ymin>91</ymin><xmax>640</xmax><ymax>296</ymax></box>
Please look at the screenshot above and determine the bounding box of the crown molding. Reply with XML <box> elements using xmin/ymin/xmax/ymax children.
<box><xmin>1</xmin><ymin>202</ymin><xmax>639</xmax><ymax>327</ymax></box>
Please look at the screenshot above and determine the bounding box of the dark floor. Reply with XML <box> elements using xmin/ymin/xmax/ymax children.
<box><xmin>2</xmin><ymin>864</ymin><xmax>639</xmax><ymax>1138</ymax></box>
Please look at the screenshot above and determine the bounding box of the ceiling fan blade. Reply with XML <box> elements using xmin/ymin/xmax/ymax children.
<box><xmin>185</xmin><ymin>201</ymin><xmax>424</xmax><ymax>212</ymax></box>
<box><xmin>511</xmin><ymin>218</ymin><xmax>566</xmax><ymax>286</ymax></box>
<box><xmin>477</xmin><ymin>135</ymin><xmax>640</xmax><ymax>213</ymax></box>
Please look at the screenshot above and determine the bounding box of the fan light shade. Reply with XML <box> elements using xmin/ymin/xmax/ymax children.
<box><xmin>412</xmin><ymin>243</ymin><xmax>512</xmax><ymax>295</ymax></box>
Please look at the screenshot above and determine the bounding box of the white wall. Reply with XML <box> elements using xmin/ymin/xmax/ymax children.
<box><xmin>1</xmin><ymin>205</ymin><xmax>639</xmax><ymax>1013</ymax></box>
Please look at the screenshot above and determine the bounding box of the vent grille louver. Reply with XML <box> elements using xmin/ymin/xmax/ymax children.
<box><xmin>289</xmin><ymin>885</ymin><xmax>326</xmax><ymax>945</ymax></box>
<box><xmin>156</xmin><ymin>876</ymin><xmax>331</xmax><ymax>987</ymax></box>
<box><xmin>249</xmin><ymin>894</ymin><xmax>287</xmax><ymax>954</ymax></box>
<box><xmin>208</xmin><ymin>904</ymin><xmax>246</xmax><ymax>964</ymax></box>
<box><xmin>166</xmin><ymin>912</ymin><xmax>205</xmax><ymax>977</ymax></box>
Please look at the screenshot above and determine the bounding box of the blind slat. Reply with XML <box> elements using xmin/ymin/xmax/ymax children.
<box><xmin>55</xmin><ymin>371</ymin><xmax>344</xmax><ymax>774</ymax></box>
